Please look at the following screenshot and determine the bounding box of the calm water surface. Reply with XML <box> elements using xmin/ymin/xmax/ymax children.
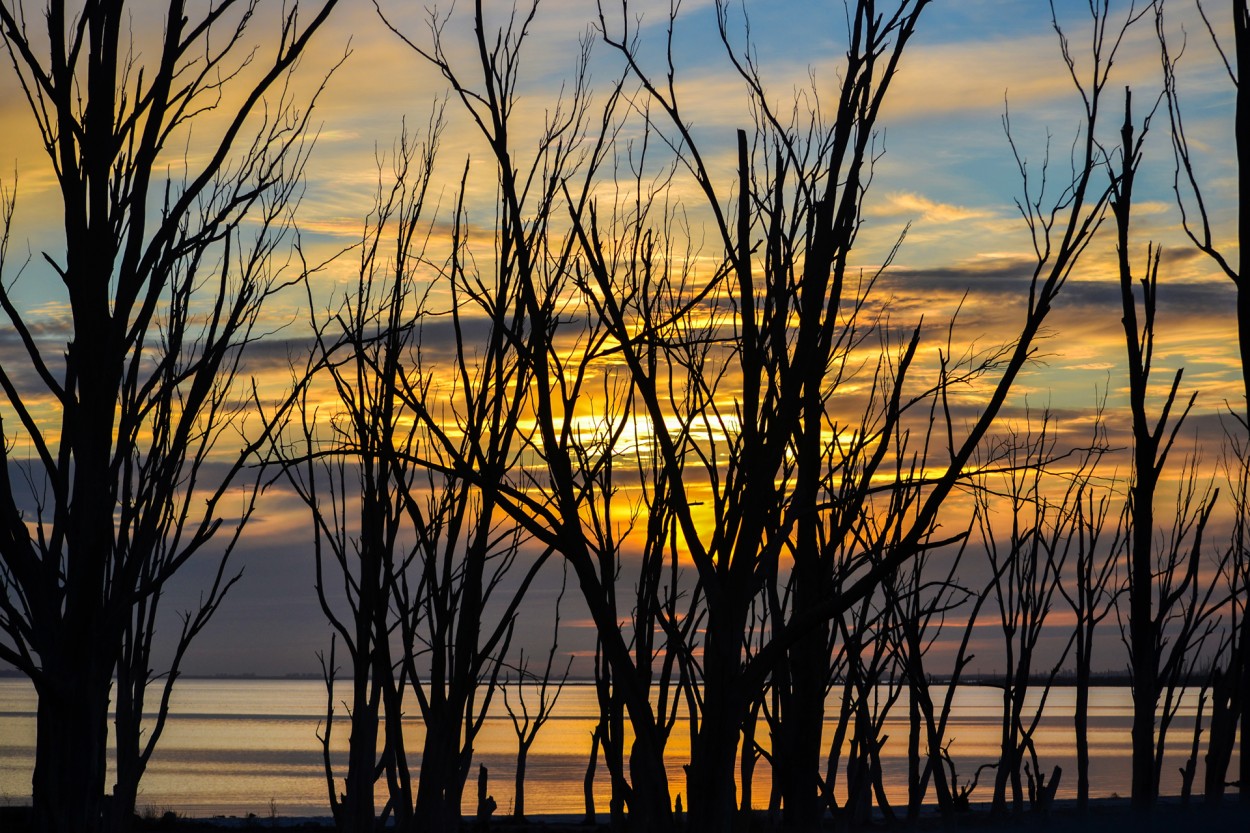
<box><xmin>0</xmin><ymin>679</ymin><xmax>1229</xmax><ymax>818</ymax></box>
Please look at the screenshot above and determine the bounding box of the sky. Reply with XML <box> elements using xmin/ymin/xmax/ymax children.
<box><xmin>0</xmin><ymin>0</ymin><xmax>1242</xmax><ymax>677</ymax></box>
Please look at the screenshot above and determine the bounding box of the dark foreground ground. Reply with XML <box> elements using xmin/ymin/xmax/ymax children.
<box><xmin>2</xmin><ymin>798</ymin><xmax>1248</xmax><ymax>832</ymax></box>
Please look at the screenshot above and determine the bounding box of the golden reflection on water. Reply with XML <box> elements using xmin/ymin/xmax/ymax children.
<box><xmin>0</xmin><ymin>679</ymin><xmax>1234</xmax><ymax>818</ymax></box>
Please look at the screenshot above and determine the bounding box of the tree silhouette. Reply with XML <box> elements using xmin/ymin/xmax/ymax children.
<box><xmin>0</xmin><ymin>2</ymin><xmax>339</xmax><ymax>831</ymax></box>
<box><xmin>275</xmin><ymin>122</ymin><xmax>442</xmax><ymax>833</ymax></box>
<box><xmin>573</xmin><ymin>0</ymin><xmax>1123</xmax><ymax>827</ymax></box>
<box><xmin>1157</xmin><ymin>0</ymin><xmax>1250</xmax><ymax>803</ymax></box>
<box><xmin>502</xmin><ymin>568</ymin><xmax>573</xmax><ymax>821</ymax></box>
<box><xmin>1110</xmin><ymin>87</ymin><xmax>1227</xmax><ymax>809</ymax></box>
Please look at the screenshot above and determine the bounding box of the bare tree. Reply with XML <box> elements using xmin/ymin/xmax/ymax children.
<box><xmin>576</xmin><ymin>0</ymin><xmax>1125</xmax><ymax>828</ymax></box>
<box><xmin>884</xmin><ymin>533</ymin><xmax>986</xmax><ymax>821</ymax></box>
<box><xmin>1109</xmin><ymin>86</ymin><xmax>1228</xmax><ymax>809</ymax></box>
<box><xmin>274</xmin><ymin>122</ymin><xmax>441</xmax><ymax>833</ymax></box>
<box><xmin>377</xmin><ymin>4</ymin><xmax>692</xmax><ymax>830</ymax></box>
<box><xmin>0</xmin><ymin>3</ymin><xmax>339</xmax><ymax>831</ymax></box>
<box><xmin>502</xmin><ymin>568</ymin><xmax>573</xmax><ymax>821</ymax></box>
<box><xmin>1204</xmin><ymin>439</ymin><xmax>1250</xmax><ymax>801</ymax></box>
<box><xmin>1157</xmin><ymin>0</ymin><xmax>1250</xmax><ymax>802</ymax></box>
<box><xmin>1055</xmin><ymin>410</ymin><xmax>1120</xmax><ymax>813</ymax></box>
<box><xmin>363</xmin><ymin>2</ymin><xmax>1140</xmax><ymax>830</ymax></box>
<box><xmin>975</xmin><ymin>415</ymin><xmax>1078</xmax><ymax>816</ymax></box>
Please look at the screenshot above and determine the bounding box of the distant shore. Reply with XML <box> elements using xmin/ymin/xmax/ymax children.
<box><xmin>0</xmin><ymin>671</ymin><xmax>1154</xmax><ymax>686</ymax></box>
<box><xmin>4</xmin><ymin>796</ymin><xmax>1249</xmax><ymax>832</ymax></box>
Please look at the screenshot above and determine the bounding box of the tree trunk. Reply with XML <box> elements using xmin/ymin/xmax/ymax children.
<box><xmin>514</xmin><ymin>741</ymin><xmax>530</xmax><ymax>819</ymax></box>
<box><xmin>415</xmin><ymin>717</ymin><xmax>469</xmax><ymax>833</ymax></box>
<box><xmin>740</xmin><ymin>699</ymin><xmax>759</xmax><ymax>815</ymax></box>
<box><xmin>686</xmin><ymin>631</ymin><xmax>744</xmax><ymax>833</ymax></box>
<box><xmin>583</xmin><ymin>724</ymin><xmax>600</xmax><ymax>824</ymax></box>
<box><xmin>907</xmin><ymin>689</ymin><xmax>922</xmax><ymax>820</ymax></box>
<box><xmin>1074</xmin><ymin>639</ymin><xmax>1091</xmax><ymax>812</ymax></box>
<box><xmin>343</xmin><ymin>667</ymin><xmax>381</xmax><ymax>832</ymax></box>
<box><xmin>686</xmin><ymin>721</ymin><xmax>740</xmax><ymax>833</ymax></box>
<box><xmin>32</xmin><ymin>666</ymin><xmax>112</xmax><ymax>833</ymax></box>
<box><xmin>778</xmin><ymin>623</ymin><xmax>829</xmax><ymax>829</ymax></box>
<box><xmin>1128</xmin><ymin>470</ymin><xmax>1159</xmax><ymax>811</ymax></box>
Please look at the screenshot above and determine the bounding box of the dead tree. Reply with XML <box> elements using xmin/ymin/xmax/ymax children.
<box><xmin>0</xmin><ymin>3</ymin><xmax>339</xmax><ymax>831</ymax></box>
<box><xmin>1204</xmin><ymin>440</ymin><xmax>1250</xmax><ymax>802</ymax></box>
<box><xmin>377</xmin><ymin>4</ymin><xmax>690</xmax><ymax>829</ymax></box>
<box><xmin>370</xmin><ymin>1</ymin><xmax>1128</xmax><ymax>829</ymax></box>
<box><xmin>581</xmin><ymin>0</ymin><xmax>1123</xmax><ymax>828</ymax></box>
<box><xmin>276</xmin><ymin>105</ymin><xmax>554</xmax><ymax>832</ymax></box>
<box><xmin>883</xmin><ymin>534</ymin><xmax>986</xmax><ymax>821</ymax></box>
<box><xmin>389</xmin><ymin>167</ymin><xmax>557</xmax><ymax>833</ymax></box>
<box><xmin>1055</xmin><ymin>410</ymin><xmax>1120</xmax><ymax>814</ymax></box>
<box><xmin>273</xmin><ymin>123</ymin><xmax>441</xmax><ymax>833</ymax></box>
<box><xmin>1107</xmin><ymin>85</ymin><xmax>1229</xmax><ymax>809</ymax></box>
<box><xmin>976</xmin><ymin>415</ymin><xmax>1077</xmax><ymax>816</ymax></box>
<box><xmin>503</xmin><ymin>569</ymin><xmax>573</xmax><ymax>821</ymax></box>
<box><xmin>1157</xmin><ymin>0</ymin><xmax>1250</xmax><ymax>803</ymax></box>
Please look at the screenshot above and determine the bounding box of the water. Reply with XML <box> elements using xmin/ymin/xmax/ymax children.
<box><xmin>0</xmin><ymin>678</ymin><xmax>1231</xmax><ymax>818</ymax></box>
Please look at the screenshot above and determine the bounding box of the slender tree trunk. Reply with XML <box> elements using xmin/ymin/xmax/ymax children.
<box><xmin>1128</xmin><ymin>469</ymin><xmax>1160</xmax><ymax>811</ymax></box>
<box><xmin>1075</xmin><ymin>636</ymin><xmax>1091</xmax><ymax>812</ymax></box>
<box><xmin>913</xmin><ymin>677</ymin><xmax>954</xmax><ymax>816</ymax></box>
<box><xmin>740</xmin><ymin>699</ymin><xmax>759</xmax><ymax>815</ymax></box>
<box><xmin>514</xmin><ymin>741</ymin><xmax>531</xmax><ymax>819</ymax></box>
<box><xmin>1236</xmin><ymin>1</ymin><xmax>1250</xmax><ymax>423</ymax></box>
<box><xmin>583</xmin><ymin>725</ymin><xmax>600</xmax><ymax>824</ymax></box>
<box><xmin>908</xmin><ymin>690</ymin><xmax>922</xmax><ymax>820</ymax></box>
<box><xmin>1231</xmin><ymin>1</ymin><xmax>1250</xmax><ymax>806</ymax></box>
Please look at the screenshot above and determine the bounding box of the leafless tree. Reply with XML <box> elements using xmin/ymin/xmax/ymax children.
<box><xmin>1055</xmin><ymin>410</ymin><xmax>1120</xmax><ymax>813</ymax></box>
<box><xmin>363</xmin><ymin>1</ymin><xmax>1145</xmax><ymax>829</ymax></box>
<box><xmin>975</xmin><ymin>415</ymin><xmax>1078</xmax><ymax>816</ymax></box>
<box><xmin>1203</xmin><ymin>439</ymin><xmax>1250</xmax><ymax>801</ymax></box>
<box><xmin>883</xmin><ymin>533</ymin><xmax>986</xmax><ymax>821</ymax></box>
<box><xmin>502</xmin><ymin>568</ymin><xmax>573</xmax><ymax>821</ymax></box>
<box><xmin>1109</xmin><ymin>85</ymin><xmax>1229</xmax><ymax>808</ymax></box>
<box><xmin>273</xmin><ymin>122</ymin><xmax>441</xmax><ymax>833</ymax></box>
<box><xmin>376</xmin><ymin>4</ymin><xmax>693</xmax><ymax>830</ymax></box>
<box><xmin>0</xmin><ymin>3</ymin><xmax>339</xmax><ymax>831</ymax></box>
<box><xmin>1157</xmin><ymin>0</ymin><xmax>1250</xmax><ymax>802</ymax></box>
<box><xmin>574</xmin><ymin>0</ymin><xmax>1126</xmax><ymax>827</ymax></box>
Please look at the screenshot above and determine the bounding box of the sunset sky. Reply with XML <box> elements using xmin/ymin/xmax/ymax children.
<box><xmin>0</xmin><ymin>0</ymin><xmax>1241</xmax><ymax>676</ymax></box>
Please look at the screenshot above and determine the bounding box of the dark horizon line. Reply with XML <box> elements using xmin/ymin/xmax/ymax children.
<box><xmin>0</xmin><ymin>667</ymin><xmax>1157</xmax><ymax>687</ymax></box>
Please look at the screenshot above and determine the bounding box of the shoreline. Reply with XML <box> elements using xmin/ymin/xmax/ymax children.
<box><xmin>4</xmin><ymin>796</ymin><xmax>1248</xmax><ymax>831</ymax></box>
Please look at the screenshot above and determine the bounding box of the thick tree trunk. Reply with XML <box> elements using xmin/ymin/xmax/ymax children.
<box><xmin>686</xmin><ymin>610</ymin><xmax>745</xmax><ymax>833</ymax></box>
<box><xmin>32</xmin><ymin>319</ymin><xmax>120</xmax><ymax>833</ymax></box>
<box><xmin>342</xmin><ymin>670</ymin><xmax>381</xmax><ymax>832</ymax></box>
<box><xmin>415</xmin><ymin>716</ymin><xmax>469</xmax><ymax>833</ymax></box>
<box><xmin>686</xmin><ymin>699</ymin><xmax>742</xmax><ymax>833</ymax></box>
<box><xmin>778</xmin><ymin>623</ymin><xmax>829</xmax><ymax>829</ymax></box>
<box><xmin>32</xmin><ymin>665</ymin><xmax>112</xmax><ymax>833</ymax></box>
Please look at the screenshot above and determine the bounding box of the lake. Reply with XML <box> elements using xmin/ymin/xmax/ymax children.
<box><xmin>0</xmin><ymin>678</ymin><xmax>1228</xmax><ymax>818</ymax></box>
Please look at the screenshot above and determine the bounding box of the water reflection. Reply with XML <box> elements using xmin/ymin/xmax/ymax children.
<box><xmin>0</xmin><ymin>679</ymin><xmax>1234</xmax><ymax>817</ymax></box>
